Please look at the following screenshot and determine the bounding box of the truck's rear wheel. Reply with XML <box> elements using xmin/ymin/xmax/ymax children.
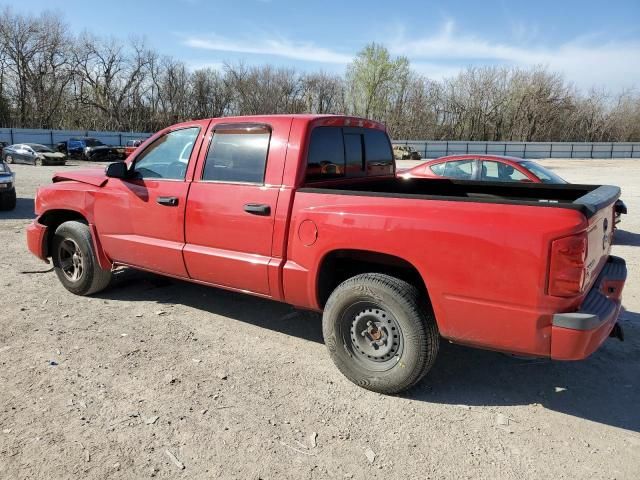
<box><xmin>51</xmin><ymin>221</ymin><xmax>112</xmax><ymax>295</ymax></box>
<box><xmin>322</xmin><ymin>273</ymin><xmax>439</xmax><ymax>394</ymax></box>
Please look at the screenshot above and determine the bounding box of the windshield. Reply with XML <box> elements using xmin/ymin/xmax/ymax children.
<box><xmin>84</xmin><ymin>138</ymin><xmax>105</xmax><ymax>147</ymax></box>
<box><xmin>28</xmin><ymin>144</ymin><xmax>53</xmax><ymax>153</ymax></box>
<box><xmin>519</xmin><ymin>161</ymin><xmax>567</xmax><ymax>184</ymax></box>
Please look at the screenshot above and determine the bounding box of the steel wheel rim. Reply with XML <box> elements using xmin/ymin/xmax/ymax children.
<box><xmin>340</xmin><ymin>301</ymin><xmax>404</xmax><ymax>372</ymax></box>
<box><xmin>58</xmin><ymin>238</ymin><xmax>84</xmax><ymax>282</ymax></box>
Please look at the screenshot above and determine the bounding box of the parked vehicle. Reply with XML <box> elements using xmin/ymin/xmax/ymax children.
<box><xmin>393</xmin><ymin>144</ymin><xmax>421</xmax><ymax>160</ymax></box>
<box><xmin>26</xmin><ymin>115</ymin><xmax>627</xmax><ymax>394</ymax></box>
<box><xmin>0</xmin><ymin>159</ymin><xmax>16</xmax><ymax>210</ymax></box>
<box><xmin>400</xmin><ymin>154</ymin><xmax>627</xmax><ymax>223</ymax></box>
<box><xmin>124</xmin><ymin>139</ymin><xmax>145</xmax><ymax>158</ymax></box>
<box><xmin>2</xmin><ymin>143</ymin><xmax>66</xmax><ymax>166</ymax></box>
<box><xmin>57</xmin><ymin>137</ymin><xmax>125</xmax><ymax>161</ymax></box>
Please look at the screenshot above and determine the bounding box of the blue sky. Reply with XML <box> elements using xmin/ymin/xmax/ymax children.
<box><xmin>7</xmin><ymin>0</ymin><xmax>640</xmax><ymax>90</ymax></box>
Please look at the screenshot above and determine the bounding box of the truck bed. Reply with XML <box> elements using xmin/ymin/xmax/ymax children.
<box><xmin>299</xmin><ymin>177</ymin><xmax>620</xmax><ymax>218</ymax></box>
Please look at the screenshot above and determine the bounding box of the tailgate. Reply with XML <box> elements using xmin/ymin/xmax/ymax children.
<box><xmin>577</xmin><ymin>186</ymin><xmax>620</xmax><ymax>289</ymax></box>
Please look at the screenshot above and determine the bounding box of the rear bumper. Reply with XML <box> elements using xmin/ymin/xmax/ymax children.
<box><xmin>550</xmin><ymin>255</ymin><xmax>626</xmax><ymax>360</ymax></box>
<box><xmin>26</xmin><ymin>220</ymin><xmax>49</xmax><ymax>262</ymax></box>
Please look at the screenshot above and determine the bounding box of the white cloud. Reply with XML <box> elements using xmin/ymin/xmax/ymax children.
<box><xmin>388</xmin><ymin>20</ymin><xmax>640</xmax><ymax>91</ymax></box>
<box><xmin>184</xmin><ymin>60</ymin><xmax>226</xmax><ymax>72</ymax></box>
<box><xmin>183</xmin><ymin>34</ymin><xmax>352</xmax><ymax>64</ymax></box>
<box><xmin>182</xmin><ymin>21</ymin><xmax>639</xmax><ymax>91</ymax></box>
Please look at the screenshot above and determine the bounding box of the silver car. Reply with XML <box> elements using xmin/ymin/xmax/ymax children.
<box><xmin>2</xmin><ymin>143</ymin><xmax>66</xmax><ymax>166</ymax></box>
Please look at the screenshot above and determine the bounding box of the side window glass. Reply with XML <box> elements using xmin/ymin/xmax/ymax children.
<box><xmin>133</xmin><ymin>127</ymin><xmax>199</xmax><ymax>180</ymax></box>
<box><xmin>444</xmin><ymin>160</ymin><xmax>474</xmax><ymax>179</ymax></box>
<box><xmin>306</xmin><ymin>127</ymin><xmax>345</xmax><ymax>181</ymax></box>
<box><xmin>481</xmin><ymin>161</ymin><xmax>528</xmax><ymax>182</ymax></box>
<box><xmin>429</xmin><ymin>163</ymin><xmax>446</xmax><ymax>176</ymax></box>
<box><xmin>202</xmin><ymin>125</ymin><xmax>271</xmax><ymax>184</ymax></box>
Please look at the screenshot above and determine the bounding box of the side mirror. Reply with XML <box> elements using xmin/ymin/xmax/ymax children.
<box><xmin>105</xmin><ymin>161</ymin><xmax>128</xmax><ymax>179</ymax></box>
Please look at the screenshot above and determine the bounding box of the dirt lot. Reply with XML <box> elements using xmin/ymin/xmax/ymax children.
<box><xmin>1</xmin><ymin>159</ymin><xmax>639</xmax><ymax>479</ymax></box>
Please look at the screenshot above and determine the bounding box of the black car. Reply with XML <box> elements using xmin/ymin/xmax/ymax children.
<box><xmin>0</xmin><ymin>159</ymin><xmax>16</xmax><ymax>211</ymax></box>
<box><xmin>58</xmin><ymin>137</ymin><xmax>125</xmax><ymax>161</ymax></box>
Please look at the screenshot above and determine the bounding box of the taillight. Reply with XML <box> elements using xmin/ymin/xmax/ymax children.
<box><xmin>548</xmin><ymin>232</ymin><xmax>588</xmax><ymax>297</ymax></box>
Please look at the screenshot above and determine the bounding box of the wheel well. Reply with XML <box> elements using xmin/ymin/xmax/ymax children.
<box><xmin>317</xmin><ymin>249</ymin><xmax>428</xmax><ymax>308</ymax></box>
<box><xmin>38</xmin><ymin>210</ymin><xmax>88</xmax><ymax>257</ymax></box>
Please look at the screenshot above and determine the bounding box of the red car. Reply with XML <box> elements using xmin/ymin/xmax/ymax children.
<box><xmin>400</xmin><ymin>154</ymin><xmax>568</xmax><ymax>183</ymax></box>
<box><xmin>401</xmin><ymin>154</ymin><xmax>627</xmax><ymax>222</ymax></box>
<box><xmin>124</xmin><ymin>139</ymin><xmax>145</xmax><ymax>158</ymax></box>
<box><xmin>26</xmin><ymin>115</ymin><xmax>627</xmax><ymax>394</ymax></box>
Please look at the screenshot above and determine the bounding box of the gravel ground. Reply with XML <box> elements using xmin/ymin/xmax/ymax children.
<box><xmin>0</xmin><ymin>158</ymin><xmax>638</xmax><ymax>479</ymax></box>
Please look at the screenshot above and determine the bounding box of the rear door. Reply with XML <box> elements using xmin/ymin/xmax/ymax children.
<box><xmin>94</xmin><ymin>123</ymin><xmax>207</xmax><ymax>277</ymax></box>
<box><xmin>183</xmin><ymin>118</ymin><xmax>291</xmax><ymax>296</ymax></box>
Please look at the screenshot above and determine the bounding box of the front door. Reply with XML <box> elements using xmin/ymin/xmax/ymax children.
<box><xmin>183</xmin><ymin>119</ymin><xmax>291</xmax><ymax>296</ymax></box>
<box><xmin>94</xmin><ymin>124</ymin><xmax>206</xmax><ymax>277</ymax></box>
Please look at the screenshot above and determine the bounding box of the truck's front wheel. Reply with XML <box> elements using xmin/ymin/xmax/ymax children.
<box><xmin>322</xmin><ymin>273</ymin><xmax>439</xmax><ymax>394</ymax></box>
<box><xmin>51</xmin><ymin>221</ymin><xmax>112</xmax><ymax>296</ymax></box>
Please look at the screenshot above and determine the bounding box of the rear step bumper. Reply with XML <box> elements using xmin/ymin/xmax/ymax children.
<box><xmin>550</xmin><ymin>255</ymin><xmax>626</xmax><ymax>360</ymax></box>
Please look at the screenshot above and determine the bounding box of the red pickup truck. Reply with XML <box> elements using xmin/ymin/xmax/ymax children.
<box><xmin>26</xmin><ymin>115</ymin><xmax>627</xmax><ymax>394</ymax></box>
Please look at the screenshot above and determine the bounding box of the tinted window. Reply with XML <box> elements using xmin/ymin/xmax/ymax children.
<box><xmin>443</xmin><ymin>160</ymin><xmax>474</xmax><ymax>179</ymax></box>
<box><xmin>344</xmin><ymin>133</ymin><xmax>364</xmax><ymax>175</ymax></box>
<box><xmin>133</xmin><ymin>127</ymin><xmax>199</xmax><ymax>180</ymax></box>
<box><xmin>306</xmin><ymin>127</ymin><xmax>345</xmax><ymax>181</ymax></box>
<box><xmin>202</xmin><ymin>125</ymin><xmax>270</xmax><ymax>184</ymax></box>
<box><xmin>306</xmin><ymin>126</ymin><xmax>393</xmax><ymax>181</ymax></box>
<box><xmin>481</xmin><ymin>161</ymin><xmax>528</xmax><ymax>182</ymax></box>
<box><xmin>364</xmin><ymin>129</ymin><xmax>394</xmax><ymax>175</ymax></box>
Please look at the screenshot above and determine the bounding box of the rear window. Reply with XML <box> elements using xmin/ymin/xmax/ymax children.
<box><xmin>306</xmin><ymin>126</ymin><xmax>393</xmax><ymax>182</ymax></box>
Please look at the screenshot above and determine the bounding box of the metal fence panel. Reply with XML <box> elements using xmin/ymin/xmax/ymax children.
<box><xmin>1</xmin><ymin>128</ymin><xmax>639</xmax><ymax>159</ymax></box>
<box><xmin>394</xmin><ymin>140</ymin><xmax>640</xmax><ymax>159</ymax></box>
<box><xmin>0</xmin><ymin>128</ymin><xmax>151</xmax><ymax>148</ymax></box>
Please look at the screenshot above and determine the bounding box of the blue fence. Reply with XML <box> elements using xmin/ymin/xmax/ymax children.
<box><xmin>0</xmin><ymin>128</ymin><xmax>151</xmax><ymax>148</ymax></box>
<box><xmin>1</xmin><ymin>128</ymin><xmax>639</xmax><ymax>159</ymax></box>
<box><xmin>394</xmin><ymin>140</ymin><xmax>640</xmax><ymax>159</ymax></box>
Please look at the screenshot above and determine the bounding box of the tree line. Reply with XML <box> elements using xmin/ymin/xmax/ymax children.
<box><xmin>1</xmin><ymin>8</ymin><xmax>639</xmax><ymax>141</ymax></box>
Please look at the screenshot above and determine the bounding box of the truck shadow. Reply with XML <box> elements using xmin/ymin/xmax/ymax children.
<box><xmin>408</xmin><ymin>309</ymin><xmax>640</xmax><ymax>433</ymax></box>
<box><xmin>100</xmin><ymin>269</ymin><xmax>639</xmax><ymax>433</ymax></box>
<box><xmin>102</xmin><ymin>268</ymin><xmax>324</xmax><ymax>344</ymax></box>
<box><xmin>614</xmin><ymin>229</ymin><xmax>640</xmax><ymax>247</ymax></box>
<box><xmin>0</xmin><ymin>197</ymin><xmax>35</xmax><ymax>220</ymax></box>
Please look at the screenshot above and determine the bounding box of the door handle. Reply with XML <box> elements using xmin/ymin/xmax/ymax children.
<box><xmin>243</xmin><ymin>203</ymin><xmax>271</xmax><ymax>216</ymax></box>
<box><xmin>157</xmin><ymin>196</ymin><xmax>179</xmax><ymax>207</ymax></box>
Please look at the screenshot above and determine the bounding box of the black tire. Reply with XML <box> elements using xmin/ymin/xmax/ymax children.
<box><xmin>35</xmin><ymin>157</ymin><xmax>42</xmax><ymax>166</ymax></box>
<box><xmin>0</xmin><ymin>191</ymin><xmax>16</xmax><ymax>211</ymax></box>
<box><xmin>51</xmin><ymin>220</ymin><xmax>112</xmax><ymax>295</ymax></box>
<box><xmin>5</xmin><ymin>155</ymin><xmax>13</xmax><ymax>164</ymax></box>
<box><xmin>322</xmin><ymin>273</ymin><xmax>439</xmax><ymax>394</ymax></box>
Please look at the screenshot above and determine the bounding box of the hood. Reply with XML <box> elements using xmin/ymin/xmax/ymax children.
<box><xmin>41</xmin><ymin>152</ymin><xmax>65</xmax><ymax>158</ymax></box>
<box><xmin>52</xmin><ymin>167</ymin><xmax>108</xmax><ymax>187</ymax></box>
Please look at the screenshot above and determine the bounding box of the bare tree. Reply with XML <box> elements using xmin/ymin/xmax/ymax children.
<box><xmin>0</xmin><ymin>8</ymin><xmax>638</xmax><ymax>142</ymax></box>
